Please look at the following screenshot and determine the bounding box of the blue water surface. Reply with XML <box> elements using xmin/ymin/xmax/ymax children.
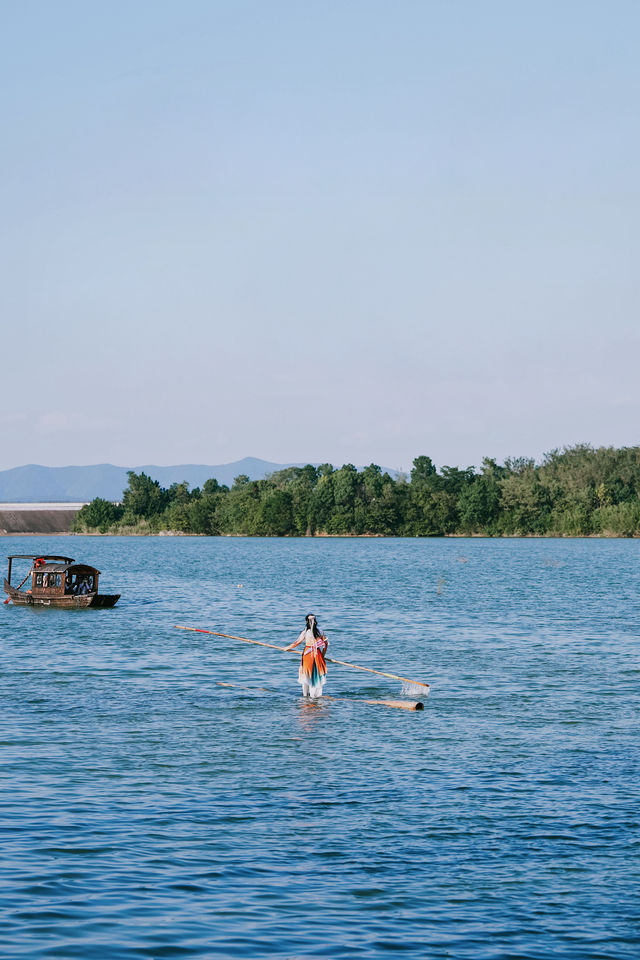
<box><xmin>1</xmin><ymin>535</ymin><xmax>638</xmax><ymax>959</ymax></box>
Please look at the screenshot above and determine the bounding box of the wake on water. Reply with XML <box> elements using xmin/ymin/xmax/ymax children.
<box><xmin>401</xmin><ymin>681</ymin><xmax>430</xmax><ymax>698</ymax></box>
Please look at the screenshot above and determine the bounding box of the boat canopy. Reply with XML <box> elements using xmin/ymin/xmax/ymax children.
<box><xmin>37</xmin><ymin>561</ymin><xmax>101</xmax><ymax>575</ymax></box>
<box><xmin>5</xmin><ymin>555</ymin><xmax>101</xmax><ymax>582</ymax></box>
<box><xmin>7</xmin><ymin>554</ymin><xmax>74</xmax><ymax>563</ymax></box>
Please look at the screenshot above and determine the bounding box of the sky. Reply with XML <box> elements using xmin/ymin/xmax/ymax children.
<box><xmin>1</xmin><ymin>0</ymin><xmax>638</xmax><ymax>474</ymax></box>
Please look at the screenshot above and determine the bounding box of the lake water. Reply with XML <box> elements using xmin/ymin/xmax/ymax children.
<box><xmin>1</xmin><ymin>535</ymin><xmax>638</xmax><ymax>959</ymax></box>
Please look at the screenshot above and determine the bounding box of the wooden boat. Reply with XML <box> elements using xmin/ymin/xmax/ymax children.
<box><xmin>4</xmin><ymin>555</ymin><xmax>120</xmax><ymax>608</ymax></box>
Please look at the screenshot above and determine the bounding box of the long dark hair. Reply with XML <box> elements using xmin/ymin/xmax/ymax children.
<box><xmin>305</xmin><ymin>613</ymin><xmax>321</xmax><ymax>638</ymax></box>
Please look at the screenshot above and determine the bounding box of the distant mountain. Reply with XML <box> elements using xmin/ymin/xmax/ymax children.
<box><xmin>0</xmin><ymin>459</ymin><xmax>315</xmax><ymax>503</ymax></box>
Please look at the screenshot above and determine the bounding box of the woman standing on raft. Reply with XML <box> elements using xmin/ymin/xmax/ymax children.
<box><xmin>285</xmin><ymin>614</ymin><xmax>328</xmax><ymax>698</ymax></box>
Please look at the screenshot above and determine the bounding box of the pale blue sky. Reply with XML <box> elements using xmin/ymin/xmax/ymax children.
<box><xmin>1</xmin><ymin>1</ymin><xmax>638</xmax><ymax>473</ymax></box>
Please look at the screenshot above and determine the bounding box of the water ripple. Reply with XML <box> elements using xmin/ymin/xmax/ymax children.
<box><xmin>1</xmin><ymin>536</ymin><xmax>639</xmax><ymax>958</ymax></box>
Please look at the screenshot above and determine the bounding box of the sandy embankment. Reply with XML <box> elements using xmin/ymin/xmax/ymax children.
<box><xmin>0</xmin><ymin>503</ymin><xmax>85</xmax><ymax>535</ymax></box>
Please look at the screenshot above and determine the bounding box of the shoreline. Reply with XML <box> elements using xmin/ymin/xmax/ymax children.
<box><xmin>2</xmin><ymin>530</ymin><xmax>638</xmax><ymax>539</ymax></box>
<box><xmin>3</xmin><ymin>505</ymin><xmax>637</xmax><ymax>539</ymax></box>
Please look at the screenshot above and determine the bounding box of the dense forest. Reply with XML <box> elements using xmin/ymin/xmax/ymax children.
<box><xmin>72</xmin><ymin>445</ymin><xmax>640</xmax><ymax>537</ymax></box>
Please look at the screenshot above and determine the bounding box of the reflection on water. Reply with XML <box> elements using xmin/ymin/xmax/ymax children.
<box><xmin>1</xmin><ymin>534</ymin><xmax>639</xmax><ymax>958</ymax></box>
<box><xmin>295</xmin><ymin>697</ymin><xmax>329</xmax><ymax>733</ymax></box>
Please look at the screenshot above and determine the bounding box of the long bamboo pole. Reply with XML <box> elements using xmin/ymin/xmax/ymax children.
<box><xmin>323</xmin><ymin>656</ymin><xmax>430</xmax><ymax>692</ymax></box>
<box><xmin>174</xmin><ymin>625</ymin><xmax>430</xmax><ymax>694</ymax></box>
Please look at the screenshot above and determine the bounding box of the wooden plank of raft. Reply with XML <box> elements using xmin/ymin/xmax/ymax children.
<box><xmin>323</xmin><ymin>695</ymin><xmax>424</xmax><ymax>712</ymax></box>
<box><xmin>365</xmin><ymin>698</ymin><xmax>424</xmax><ymax>711</ymax></box>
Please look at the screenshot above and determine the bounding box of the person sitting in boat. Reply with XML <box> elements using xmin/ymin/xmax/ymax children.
<box><xmin>78</xmin><ymin>576</ymin><xmax>92</xmax><ymax>595</ymax></box>
<box><xmin>285</xmin><ymin>613</ymin><xmax>328</xmax><ymax>699</ymax></box>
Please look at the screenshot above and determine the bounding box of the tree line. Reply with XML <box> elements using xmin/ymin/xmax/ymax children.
<box><xmin>72</xmin><ymin>444</ymin><xmax>640</xmax><ymax>537</ymax></box>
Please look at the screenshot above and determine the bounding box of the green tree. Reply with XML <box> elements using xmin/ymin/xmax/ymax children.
<box><xmin>499</xmin><ymin>465</ymin><xmax>553</xmax><ymax>535</ymax></box>
<box><xmin>407</xmin><ymin>456</ymin><xmax>444</xmax><ymax>535</ymax></box>
<box><xmin>121</xmin><ymin>471</ymin><xmax>168</xmax><ymax>519</ymax></box>
<box><xmin>355</xmin><ymin>464</ymin><xmax>400</xmax><ymax>534</ymax></box>
<box><xmin>72</xmin><ymin>498</ymin><xmax>123</xmax><ymax>533</ymax></box>
<box><xmin>411</xmin><ymin>455</ymin><xmax>437</xmax><ymax>485</ymax></box>
<box><xmin>203</xmin><ymin>477</ymin><xmax>223</xmax><ymax>495</ymax></box>
<box><xmin>186</xmin><ymin>494</ymin><xmax>220</xmax><ymax>534</ymax></box>
<box><xmin>309</xmin><ymin>467</ymin><xmax>334</xmax><ymax>532</ymax></box>
<box><xmin>330</xmin><ymin>464</ymin><xmax>358</xmax><ymax>533</ymax></box>
<box><xmin>458</xmin><ymin>460</ymin><xmax>502</xmax><ymax>533</ymax></box>
<box><xmin>257</xmin><ymin>490</ymin><xmax>294</xmax><ymax>535</ymax></box>
<box><xmin>167</xmin><ymin>481</ymin><xmax>192</xmax><ymax>505</ymax></box>
<box><xmin>218</xmin><ymin>476</ymin><xmax>260</xmax><ymax>533</ymax></box>
<box><xmin>288</xmin><ymin>465</ymin><xmax>318</xmax><ymax>535</ymax></box>
<box><xmin>164</xmin><ymin>500</ymin><xmax>191</xmax><ymax>532</ymax></box>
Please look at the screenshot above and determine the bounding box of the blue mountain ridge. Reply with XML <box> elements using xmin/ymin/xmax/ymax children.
<box><xmin>0</xmin><ymin>459</ymin><xmax>398</xmax><ymax>503</ymax></box>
